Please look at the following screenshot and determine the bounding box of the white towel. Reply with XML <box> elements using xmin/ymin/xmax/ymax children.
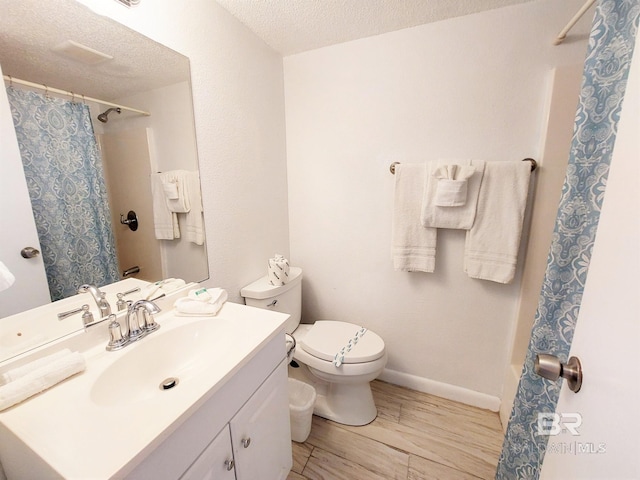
<box><xmin>174</xmin><ymin>288</ymin><xmax>227</xmax><ymax>317</ymax></box>
<box><xmin>151</xmin><ymin>173</ymin><xmax>180</xmax><ymax>240</ymax></box>
<box><xmin>0</xmin><ymin>261</ymin><xmax>16</xmax><ymax>292</ymax></box>
<box><xmin>0</xmin><ymin>349</ymin><xmax>72</xmax><ymax>386</ymax></box>
<box><xmin>0</xmin><ymin>351</ymin><xmax>86</xmax><ymax>411</ymax></box>
<box><xmin>164</xmin><ymin>170</ymin><xmax>191</xmax><ymax>213</ymax></box>
<box><xmin>392</xmin><ymin>164</ymin><xmax>437</xmax><ymax>272</ymax></box>
<box><xmin>182</xmin><ymin>171</ymin><xmax>205</xmax><ymax>246</ymax></box>
<box><xmin>464</xmin><ymin>161</ymin><xmax>531</xmax><ymax>283</ymax></box>
<box><xmin>421</xmin><ymin>160</ymin><xmax>485</xmax><ymax>230</ymax></box>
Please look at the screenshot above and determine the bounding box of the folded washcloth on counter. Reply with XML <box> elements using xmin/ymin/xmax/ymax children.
<box><xmin>0</xmin><ymin>349</ymin><xmax>72</xmax><ymax>386</ymax></box>
<box><xmin>142</xmin><ymin>278</ymin><xmax>187</xmax><ymax>300</ymax></box>
<box><xmin>0</xmin><ymin>351</ymin><xmax>86</xmax><ymax>411</ymax></box>
<box><xmin>174</xmin><ymin>288</ymin><xmax>228</xmax><ymax>317</ymax></box>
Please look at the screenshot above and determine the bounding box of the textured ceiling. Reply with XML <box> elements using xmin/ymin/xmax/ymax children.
<box><xmin>0</xmin><ymin>0</ymin><xmax>189</xmax><ymax>101</ymax></box>
<box><xmin>214</xmin><ymin>0</ymin><xmax>537</xmax><ymax>56</ymax></box>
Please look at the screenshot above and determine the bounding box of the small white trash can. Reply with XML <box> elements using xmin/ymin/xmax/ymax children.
<box><xmin>288</xmin><ymin>378</ymin><xmax>316</xmax><ymax>443</ymax></box>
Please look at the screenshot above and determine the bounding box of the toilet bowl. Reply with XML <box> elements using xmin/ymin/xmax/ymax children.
<box><xmin>241</xmin><ymin>267</ymin><xmax>387</xmax><ymax>426</ymax></box>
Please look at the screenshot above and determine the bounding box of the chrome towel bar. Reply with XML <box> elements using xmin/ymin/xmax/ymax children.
<box><xmin>389</xmin><ymin>158</ymin><xmax>537</xmax><ymax>175</ymax></box>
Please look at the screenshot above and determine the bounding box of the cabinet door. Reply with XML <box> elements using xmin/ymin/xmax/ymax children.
<box><xmin>180</xmin><ymin>425</ymin><xmax>236</xmax><ymax>480</ymax></box>
<box><xmin>230</xmin><ymin>361</ymin><xmax>292</xmax><ymax>480</ymax></box>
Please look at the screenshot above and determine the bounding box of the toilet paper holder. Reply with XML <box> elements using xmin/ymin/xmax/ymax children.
<box><xmin>534</xmin><ymin>354</ymin><xmax>583</xmax><ymax>393</ymax></box>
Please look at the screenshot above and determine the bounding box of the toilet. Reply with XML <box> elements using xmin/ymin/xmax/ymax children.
<box><xmin>241</xmin><ymin>267</ymin><xmax>387</xmax><ymax>426</ymax></box>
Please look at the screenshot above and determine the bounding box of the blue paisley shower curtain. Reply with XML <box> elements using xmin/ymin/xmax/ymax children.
<box><xmin>7</xmin><ymin>87</ymin><xmax>120</xmax><ymax>301</ymax></box>
<box><xmin>497</xmin><ymin>1</ymin><xmax>639</xmax><ymax>478</ymax></box>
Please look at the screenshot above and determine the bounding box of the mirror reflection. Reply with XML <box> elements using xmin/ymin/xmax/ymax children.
<box><xmin>0</xmin><ymin>0</ymin><xmax>208</xmax><ymax>358</ymax></box>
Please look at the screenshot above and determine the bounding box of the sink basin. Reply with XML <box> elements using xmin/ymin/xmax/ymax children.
<box><xmin>90</xmin><ymin>320</ymin><xmax>229</xmax><ymax>407</ymax></box>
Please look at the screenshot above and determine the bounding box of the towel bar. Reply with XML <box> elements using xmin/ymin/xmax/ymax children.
<box><xmin>389</xmin><ymin>158</ymin><xmax>537</xmax><ymax>174</ymax></box>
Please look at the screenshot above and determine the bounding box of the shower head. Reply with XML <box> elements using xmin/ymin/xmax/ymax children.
<box><xmin>97</xmin><ymin>107</ymin><xmax>121</xmax><ymax>123</ymax></box>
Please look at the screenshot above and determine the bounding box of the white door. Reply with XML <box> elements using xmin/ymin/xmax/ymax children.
<box><xmin>0</xmin><ymin>65</ymin><xmax>50</xmax><ymax>317</ymax></box>
<box><xmin>539</xmin><ymin>33</ymin><xmax>640</xmax><ymax>480</ymax></box>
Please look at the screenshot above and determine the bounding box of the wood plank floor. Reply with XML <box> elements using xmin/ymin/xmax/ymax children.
<box><xmin>287</xmin><ymin>380</ymin><xmax>504</xmax><ymax>480</ymax></box>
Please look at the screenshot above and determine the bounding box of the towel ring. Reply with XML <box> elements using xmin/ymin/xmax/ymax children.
<box><xmin>389</xmin><ymin>158</ymin><xmax>537</xmax><ymax>174</ymax></box>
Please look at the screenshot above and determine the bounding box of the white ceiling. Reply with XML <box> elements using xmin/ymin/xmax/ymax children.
<box><xmin>214</xmin><ymin>0</ymin><xmax>537</xmax><ymax>56</ymax></box>
<box><xmin>0</xmin><ymin>0</ymin><xmax>189</xmax><ymax>101</ymax></box>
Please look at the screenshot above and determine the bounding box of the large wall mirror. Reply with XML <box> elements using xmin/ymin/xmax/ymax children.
<box><xmin>0</xmin><ymin>0</ymin><xmax>208</xmax><ymax>352</ymax></box>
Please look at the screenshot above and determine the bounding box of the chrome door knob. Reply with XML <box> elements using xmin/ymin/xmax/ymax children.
<box><xmin>534</xmin><ymin>354</ymin><xmax>583</xmax><ymax>393</ymax></box>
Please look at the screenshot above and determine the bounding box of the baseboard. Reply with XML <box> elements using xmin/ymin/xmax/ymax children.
<box><xmin>378</xmin><ymin>368</ymin><xmax>501</xmax><ymax>412</ymax></box>
<box><xmin>498</xmin><ymin>363</ymin><xmax>522</xmax><ymax>431</ymax></box>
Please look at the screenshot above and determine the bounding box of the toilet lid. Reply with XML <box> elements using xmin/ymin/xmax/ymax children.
<box><xmin>299</xmin><ymin>321</ymin><xmax>385</xmax><ymax>364</ymax></box>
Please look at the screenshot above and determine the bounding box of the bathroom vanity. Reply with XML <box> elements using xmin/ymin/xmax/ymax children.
<box><xmin>0</xmin><ymin>302</ymin><xmax>292</xmax><ymax>479</ymax></box>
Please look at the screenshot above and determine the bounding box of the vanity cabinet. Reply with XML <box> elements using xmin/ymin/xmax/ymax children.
<box><xmin>125</xmin><ymin>333</ymin><xmax>292</xmax><ymax>480</ymax></box>
<box><xmin>181</xmin><ymin>425</ymin><xmax>235</xmax><ymax>480</ymax></box>
<box><xmin>182</xmin><ymin>360</ymin><xmax>291</xmax><ymax>480</ymax></box>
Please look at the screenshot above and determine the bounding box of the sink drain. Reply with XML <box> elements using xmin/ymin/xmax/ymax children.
<box><xmin>160</xmin><ymin>377</ymin><xmax>179</xmax><ymax>390</ymax></box>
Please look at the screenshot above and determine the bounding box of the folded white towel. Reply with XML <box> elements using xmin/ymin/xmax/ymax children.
<box><xmin>174</xmin><ymin>288</ymin><xmax>228</xmax><ymax>317</ymax></box>
<box><xmin>164</xmin><ymin>170</ymin><xmax>191</xmax><ymax>213</ymax></box>
<box><xmin>151</xmin><ymin>173</ymin><xmax>180</xmax><ymax>240</ymax></box>
<box><xmin>392</xmin><ymin>164</ymin><xmax>437</xmax><ymax>272</ymax></box>
<box><xmin>464</xmin><ymin>161</ymin><xmax>531</xmax><ymax>283</ymax></box>
<box><xmin>163</xmin><ymin>180</ymin><xmax>179</xmax><ymax>199</ymax></box>
<box><xmin>0</xmin><ymin>349</ymin><xmax>72</xmax><ymax>386</ymax></box>
<box><xmin>0</xmin><ymin>351</ymin><xmax>86</xmax><ymax>411</ymax></box>
<box><xmin>422</xmin><ymin>159</ymin><xmax>486</xmax><ymax>229</ymax></box>
<box><xmin>0</xmin><ymin>261</ymin><xmax>16</xmax><ymax>292</ymax></box>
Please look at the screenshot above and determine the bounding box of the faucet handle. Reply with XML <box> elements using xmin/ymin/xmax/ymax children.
<box><xmin>142</xmin><ymin>308</ymin><xmax>160</xmax><ymax>333</ymax></box>
<box><xmin>81</xmin><ymin>304</ymin><xmax>94</xmax><ymax>326</ymax></box>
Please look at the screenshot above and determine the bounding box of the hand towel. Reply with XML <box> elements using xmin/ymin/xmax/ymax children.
<box><xmin>150</xmin><ymin>173</ymin><xmax>180</xmax><ymax>240</ymax></box>
<box><xmin>0</xmin><ymin>349</ymin><xmax>72</xmax><ymax>386</ymax></box>
<box><xmin>268</xmin><ymin>254</ymin><xmax>290</xmax><ymax>286</ymax></box>
<box><xmin>0</xmin><ymin>351</ymin><xmax>86</xmax><ymax>411</ymax></box>
<box><xmin>182</xmin><ymin>171</ymin><xmax>205</xmax><ymax>246</ymax></box>
<box><xmin>0</xmin><ymin>261</ymin><xmax>16</xmax><ymax>292</ymax></box>
<box><xmin>174</xmin><ymin>288</ymin><xmax>227</xmax><ymax>317</ymax></box>
<box><xmin>421</xmin><ymin>159</ymin><xmax>486</xmax><ymax>230</ymax></box>
<box><xmin>392</xmin><ymin>163</ymin><xmax>437</xmax><ymax>272</ymax></box>
<box><xmin>464</xmin><ymin>161</ymin><xmax>531</xmax><ymax>283</ymax></box>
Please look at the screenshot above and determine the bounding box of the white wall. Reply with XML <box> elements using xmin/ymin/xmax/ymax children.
<box><xmin>283</xmin><ymin>0</ymin><xmax>591</xmax><ymax>401</ymax></box>
<box><xmin>76</xmin><ymin>0</ymin><xmax>290</xmax><ymax>302</ymax></box>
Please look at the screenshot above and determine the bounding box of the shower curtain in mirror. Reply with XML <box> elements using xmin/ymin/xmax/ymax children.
<box><xmin>7</xmin><ymin>87</ymin><xmax>119</xmax><ymax>301</ymax></box>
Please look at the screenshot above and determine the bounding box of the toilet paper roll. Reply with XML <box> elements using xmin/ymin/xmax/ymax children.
<box><xmin>268</xmin><ymin>254</ymin><xmax>290</xmax><ymax>286</ymax></box>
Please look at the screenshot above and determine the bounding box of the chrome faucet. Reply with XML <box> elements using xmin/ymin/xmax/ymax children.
<box><xmin>126</xmin><ymin>299</ymin><xmax>161</xmax><ymax>340</ymax></box>
<box><xmin>78</xmin><ymin>284</ymin><xmax>112</xmax><ymax>319</ymax></box>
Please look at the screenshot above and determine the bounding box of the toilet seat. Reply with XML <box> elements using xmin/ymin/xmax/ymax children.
<box><xmin>299</xmin><ymin>320</ymin><xmax>385</xmax><ymax>364</ymax></box>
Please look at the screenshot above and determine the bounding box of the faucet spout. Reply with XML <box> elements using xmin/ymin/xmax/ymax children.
<box><xmin>78</xmin><ymin>284</ymin><xmax>112</xmax><ymax>319</ymax></box>
<box><xmin>124</xmin><ymin>299</ymin><xmax>161</xmax><ymax>342</ymax></box>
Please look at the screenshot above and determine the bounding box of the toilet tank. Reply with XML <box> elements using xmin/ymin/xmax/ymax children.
<box><xmin>241</xmin><ymin>267</ymin><xmax>302</xmax><ymax>334</ymax></box>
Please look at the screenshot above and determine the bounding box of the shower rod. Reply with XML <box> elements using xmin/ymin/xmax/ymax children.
<box><xmin>389</xmin><ymin>158</ymin><xmax>537</xmax><ymax>175</ymax></box>
<box><xmin>2</xmin><ymin>75</ymin><xmax>150</xmax><ymax>117</ymax></box>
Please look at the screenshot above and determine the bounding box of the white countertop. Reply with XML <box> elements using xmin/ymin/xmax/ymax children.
<box><xmin>0</xmin><ymin>302</ymin><xmax>288</xmax><ymax>479</ymax></box>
